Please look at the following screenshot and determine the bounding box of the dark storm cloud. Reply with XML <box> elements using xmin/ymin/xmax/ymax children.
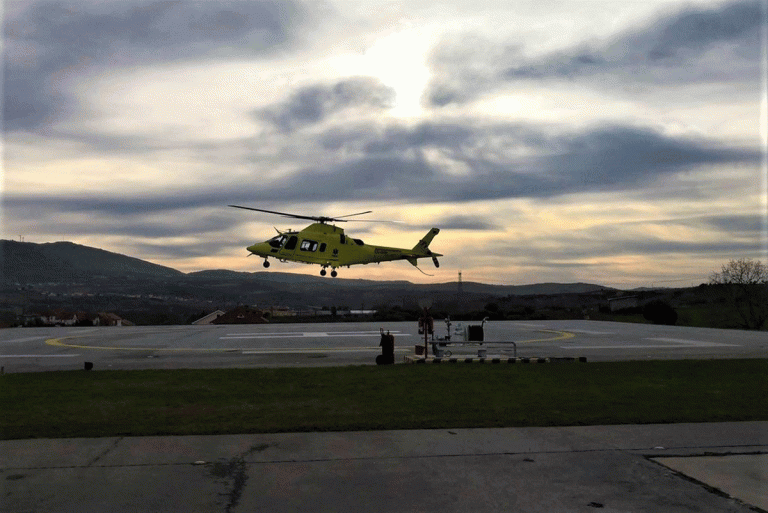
<box><xmin>533</xmin><ymin>126</ymin><xmax>752</xmax><ymax>191</ymax></box>
<box><xmin>492</xmin><ymin>219</ymin><xmax>761</xmax><ymax>266</ymax></box>
<box><xmin>360</xmin><ymin>123</ymin><xmax>478</xmax><ymax>154</ymax></box>
<box><xmin>428</xmin><ymin>0</ymin><xmax>762</xmax><ymax>105</ymax></box>
<box><xmin>133</xmin><ymin>240</ymin><xmax>238</xmax><ymax>259</ymax></box>
<box><xmin>587</xmin><ymin>236</ymin><xmax>759</xmax><ymax>257</ymax></box>
<box><xmin>317</xmin><ymin>122</ymin><xmax>482</xmax><ymax>157</ymax></box>
<box><xmin>48</xmin><ymin>214</ymin><xmax>236</xmax><ymax>239</ymax></box>
<box><xmin>268</xmin><ymin>155</ymin><xmax>438</xmax><ymax>200</ymax></box>
<box><xmin>275</xmin><ymin>122</ymin><xmax>758</xmax><ymax>202</ymax></box>
<box><xmin>259</xmin><ymin>77</ymin><xmax>396</xmax><ymax>132</ymax></box>
<box><xmin>5</xmin><ymin>121</ymin><xmax>759</xmax><ymax>214</ymax></box>
<box><xmin>434</xmin><ymin>216</ymin><xmax>500</xmax><ymax>231</ymax></box>
<box><xmin>701</xmin><ymin>214</ymin><xmax>764</xmax><ymax>236</ymax></box>
<box><xmin>4</xmin><ymin>0</ymin><xmax>308</xmax><ymax>131</ymax></box>
<box><xmin>505</xmin><ymin>0</ymin><xmax>762</xmax><ymax>78</ymax></box>
<box><xmin>2</xmin><ymin>190</ymin><xmax>255</xmax><ymax>216</ymax></box>
<box><xmin>604</xmin><ymin>214</ymin><xmax>766</xmax><ymax>241</ymax></box>
<box><xmin>633</xmin><ymin>0</ymin><xmax>762</xmax><ymax>61</ymax></box>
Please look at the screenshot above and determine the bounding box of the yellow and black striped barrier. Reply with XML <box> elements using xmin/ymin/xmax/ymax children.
<box><xmin>404</xmin><ymin>355</ymin><xmax>587</xmax><ymax>364</ymax></box>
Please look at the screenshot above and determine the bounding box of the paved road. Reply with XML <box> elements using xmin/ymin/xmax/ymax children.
<box><xmin>1</xmin><ymin>320</ymin><xmax>766</xmax><ymax>372</ymax></box>
<box><xmin>2</xmin><ymin>422</ymin><xmax>766</xmax><ymax>512</ymax></box>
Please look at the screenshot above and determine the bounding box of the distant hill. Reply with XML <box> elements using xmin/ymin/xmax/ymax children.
<box><xmin>0</xmin><ymin>240</ymin><xmax>183</xmax><ymax>283</ymax></box>
<box><xmin>0</xmin><ymin>239</ymin><xmax>630</xmax><ymax>325</ymax></box>
<box><xmin>1</xmin><ymin>239</ymin><xmax>615</xmax><ymax>307</ymax></box>
<box><xmin>423</xmin><ymin>281</ymin><xmax>612</xmax><ymax>296</ymax></box>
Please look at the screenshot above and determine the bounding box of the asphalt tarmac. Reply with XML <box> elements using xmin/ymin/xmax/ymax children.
<box><xmin>2</xmin><ymin>423</ymin><xmax>766</xmax><ymax>512</ymax></box>
<box><xmin>2</xmin><ymin>321</ymin><xmax>767</xmax><ymax>511</ymax></box>
<box><xmin>2</xmin><ymin>320</ymin><xmax>767</xmax><ymax>372</ymax></box>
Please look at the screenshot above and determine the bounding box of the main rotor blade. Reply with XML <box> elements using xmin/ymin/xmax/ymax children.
<box><xmin>229</xmin><ymin>205</ymin><xmax>401</xmax><ymax>224</ymax></box>
<box><xmin>324</xmin><ymin>211</ymin><xmax>404</xmax><ymax>223</ymax></box>
<box><xmin>333</xmin><ymin>211</ymin><xmax>373</xmax><ymax>219</ymax></box>
<box><xmin>342</xmin><ymin>219</ymin><xmax>406</xmax><ymax>223</ymax></box>
<box><xmin>228</xmin><ymin>205</ymin><xmax>319</xmax><ymax>221</ymax></box>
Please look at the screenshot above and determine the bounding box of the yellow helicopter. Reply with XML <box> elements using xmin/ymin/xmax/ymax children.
<box><xmin>230</xmin><ymin>205</ymin><xmax>442</xmax><ymax>277</ymax></box>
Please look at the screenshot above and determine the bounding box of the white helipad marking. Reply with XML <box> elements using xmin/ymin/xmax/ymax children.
<box><xmin>564</xmin><ymin>345</ymin><xmax>689</xmax><ymax>349</ymax></box>
<box><xmin>0</xmin><ymin>354</ymin><xmax>80</xmax><ymax>358</ymax></box>
<box><xmin>242</xmin><ymin>346</ymin><xmax>410</xmax><ymax>354</ymax></box>
<box><xmin>0</xmin><ymin>336</ymin><xmax>50</xmax><ymax>344</ymax></box>
<box><xmin>221</xmin><ymin>331</ymin><xmax>410</xmax><ymax>340</ymax></box>
<box><xmin>564</xmin><ymin>337</ymin><xmax>740</xmax><ymax>349</ymax></box>
<box><xmin>646</xmin><ymin>337</ymin><xmax>740</xmax><ymax>347</ymax></box>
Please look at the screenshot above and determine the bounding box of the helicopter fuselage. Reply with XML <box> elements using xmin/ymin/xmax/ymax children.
<box><xmin>246</xmin><ymin>222</ymin><xmax>441</xmax><ymax>276</ymax></box>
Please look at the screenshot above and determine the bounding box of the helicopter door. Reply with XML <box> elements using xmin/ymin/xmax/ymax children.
<box><xmin>284</xmin><ymin>236</ymin><xmax>298</xmax><ymax>251</ymax></box>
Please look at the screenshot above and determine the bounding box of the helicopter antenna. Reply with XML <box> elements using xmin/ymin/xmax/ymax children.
<box><xmin>414</xmin><ymin>265</ymin><xmax>435</xmax><ymax>277</ymax></box>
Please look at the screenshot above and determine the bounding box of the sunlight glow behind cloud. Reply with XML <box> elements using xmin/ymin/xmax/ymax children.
<box><xmin>2</xmin><ymin>0</ymin><xmax>765</xmax><ymax>288</ymax></box>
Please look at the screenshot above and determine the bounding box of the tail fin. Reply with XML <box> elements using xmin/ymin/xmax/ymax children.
<box><xmin>413</xmin><ymin>228</ymin><xmax>440</xmax><ymax>253</ymax></box>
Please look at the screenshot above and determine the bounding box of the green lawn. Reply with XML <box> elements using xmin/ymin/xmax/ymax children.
<box><xmin>2</xmin><ymin>359</ymin><xmax>766</xmax><ymax>439</ymax></box>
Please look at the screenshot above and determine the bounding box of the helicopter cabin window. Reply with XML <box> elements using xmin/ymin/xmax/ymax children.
<box><xmin>353</xmin><ymin>238</ymin><xmax>364</xmax><ymax>246</ymax></box>
<box><xmin>319</xmin><ymin>243</ymin><xmax>326</xmax><ymax>252</ymax></box>
<box><xmin>284</xmin><ymin>236</ymin><xmax>298</xmax><ymax>251</ymax></box>
<box><xmin>268</xmin><ymin>235</ymin><xmax>287</xmax><ymax>249</ymax></box>
<box><xmin>340</xmin><ymin>234</ymin><xmax>346</xmax><ymax>244</ymax></box>
<box><xmin>300</xmin><ymin>239</ymin><xmax>319</xmax><ymax>252</ymax></box>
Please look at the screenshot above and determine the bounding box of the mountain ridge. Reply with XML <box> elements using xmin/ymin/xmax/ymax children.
<box><xmin>1</xmin><ymin>239</ymin><xmax>616</xmax><ymax>297</ymax></box>
<box><xmin>1</xmin><ymin>240</ymin><xmax>182</xmax><ymax>282</ymax></box>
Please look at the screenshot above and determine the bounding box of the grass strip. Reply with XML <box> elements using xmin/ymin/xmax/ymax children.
<box><xmin>2</xmin><ymin>359</ymin><xmax>767</xmax><ymax>439</ymax></box>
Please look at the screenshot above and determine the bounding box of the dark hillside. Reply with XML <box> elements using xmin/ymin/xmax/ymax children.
<box><xmin>2</xmin><ymin>239</ymin><xmax>663</xmax><ymax>326</ymax></box>
<box><xmin>1</xmin><ymin>240</ymin><xmax>183</xmax><ymax>283</ymax></box>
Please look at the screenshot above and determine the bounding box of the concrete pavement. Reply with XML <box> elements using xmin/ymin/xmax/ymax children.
<box><xmin>2</xmin><ymin>422</ymin><xmax>766</xmax><ymax>512</ymax></box>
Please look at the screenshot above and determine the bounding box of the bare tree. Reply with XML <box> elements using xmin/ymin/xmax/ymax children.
<box><xmin>709</xmin><ymin>258</ymin><xmax>768</xmax><ymax>330</ymax></box>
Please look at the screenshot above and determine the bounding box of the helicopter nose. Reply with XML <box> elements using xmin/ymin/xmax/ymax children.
<box><xmin>247</xmin><ymin>243</ymin><xmax>266</xmax><ymax>255</ymax></box>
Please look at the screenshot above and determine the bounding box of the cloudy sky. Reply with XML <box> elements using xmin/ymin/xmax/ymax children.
<box><xmin>3</xmin><ymin>0</ymin><xmax>767</xmax><ymax>288</ymax></box>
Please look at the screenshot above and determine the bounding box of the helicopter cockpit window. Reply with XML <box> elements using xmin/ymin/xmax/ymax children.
<box><xmin>268</xmin><ymin>235</ymin><xmax>287</xmax><ymax>249</ymax></box>
<box><xmin>300</xmin><ymin>239</ymin><xmax>319</xmax><ymax>252</ymax></box>
<box><xmin>284</xmin><ymin>236</ymin><xmax>298</xmax><ymax>251</ymax></box>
